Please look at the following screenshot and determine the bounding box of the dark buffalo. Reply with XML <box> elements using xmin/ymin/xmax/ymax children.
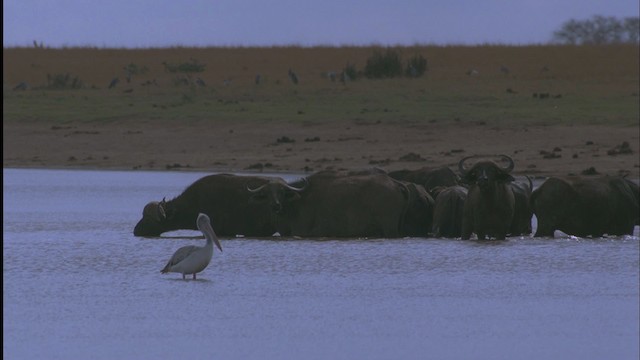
<box><xmin>301</xmin><ymin>169</ymin><xmax>435</xmax><ymax>237</ymax></box>
<box><xmin>459</xmin><ymin>155</ymin><xmax>516</xmax><ymax>240</ymax></box>
<box><xmin>399</xmin><ymin>182</ymin><xmax>435</xmax><ymax>237</ymax></box>
<box><xmin>531</xmin><ymin>176</ymin><xmax>639</xmax><ymax>237</ymax></box>
<box><xmin>389</xmin><ymin>166</ymin><xmax>461</xmax><ymax>195</ymax></box>
<box><xmin>134</xmin><ymin>174</ymin><xmax>277</xmax><ymax>237</ymax></box>
<box><xmin>247</xmin><ymin>170</ymin><xmax>410</xmax><ymax>238</ymax></box>
<box><xmin>509</xmin><ymin>176</ymin><xmax>534</xmax><ymax>236</ymax></box>
<box><xmin>431</xmin><ymin>185</ymin><xmax>468</xmax><ymax>238</ymax></box>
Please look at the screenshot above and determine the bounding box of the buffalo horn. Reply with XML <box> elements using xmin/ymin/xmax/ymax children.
<box><xmin>458</xmin><ymin>155</ymin><xmax>476</xmax><ymax>175</ymax></box>
<box><xmin>246</xmin><ymin>183</ymin><xmax>267</xmax><ymax>193</ymax></box>
<box><xmin>285</xmin><ymin>177</ymin><xmax>308</xmax><ymax>192</ymax></box>
<box><xmin>158</xmin><ymin>198</ymin><xmax>167</xmax><ymax>220</ymax></box>
<box><xmin>499</xmin><ymin>154</ymin><xmax>515</xmax><ymax>173</ymax></box>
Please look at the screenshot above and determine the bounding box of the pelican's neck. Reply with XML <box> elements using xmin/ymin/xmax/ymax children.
<box><xmin>198</xmin><ymin>216</ymin><xmax>221</xmax><ymax>252</ymax></box>
<box><xmin>203</xmin><ymin>231</ymin><xmax>215</xmax><ymax>247</ymax></box>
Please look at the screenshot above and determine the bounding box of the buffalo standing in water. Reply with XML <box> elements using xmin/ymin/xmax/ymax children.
<box><xmin>509</xmin><ymin>176</ymin><xmax>534</xmax><ymax>236</ymax></box>
<box><xmin>247</xmin><ymin>170</ymin><xmax>413</xmax><ymax>238</ymax></box>
<box><xmin>399</xmin><ymin>182</ymin><xmax>435</xmax><ymax>237</ymax></box>
<box><xmin>531</xmin><ymin>176</ymin><xmax>639</xmax><ymax>237</ymax></box>
<box><xmin>431</xmin><ymin>185</ymin><xmax>468</xmax><ymax>238</ymax></box>
<box><xmin>459</xmin><ymin>155</ymin><xmax>516</xmax><ymax>240</ymax></box>
<box><xmin>134</xmin><ymin>174</ymin><xmax>277</xmax><ymax>237</ymax></box>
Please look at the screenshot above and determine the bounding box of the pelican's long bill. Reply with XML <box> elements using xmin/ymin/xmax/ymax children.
<box><xmin>200</xmin><ymin>216</ymin><xmax>223</xmax><ymax>252</ymax></box>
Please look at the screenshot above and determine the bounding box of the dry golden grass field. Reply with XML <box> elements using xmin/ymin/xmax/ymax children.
<box><xmin>3</xmin><ymin>45</ymin><xmax>639</xmax><ymax>178</ymax></box>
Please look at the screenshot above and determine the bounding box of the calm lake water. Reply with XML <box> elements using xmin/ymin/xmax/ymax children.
<box><xmin>3</xmin><ymin>168</ymin><xmax>639</xmax><ymax>360</ymax></box>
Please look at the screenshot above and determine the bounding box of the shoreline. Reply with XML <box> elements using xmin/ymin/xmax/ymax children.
<box><xmin>4</xmin><ymin>121</ymin><xmax>638</xmax><ymax>179</ymax></box>
<box><xmin>5</xmin><ymin>169</ymin><xmax>638</xmax><ymax>185</ymax></box>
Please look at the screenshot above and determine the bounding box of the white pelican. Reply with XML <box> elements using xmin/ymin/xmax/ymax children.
<box><xmin>160</xmin><ymin>213</ymin><xmax>223</xmax><ymax>280</ymax></box>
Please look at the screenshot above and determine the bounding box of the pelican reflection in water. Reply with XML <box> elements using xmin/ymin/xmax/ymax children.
<box><xmin>161</xmin><ymin>213</ymin><xmax>223</xmax><ymax>280</ymax></box>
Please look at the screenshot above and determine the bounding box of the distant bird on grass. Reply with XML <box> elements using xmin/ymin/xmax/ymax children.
<box><xmin>340</xmin><ymin>71</ymin><xmax>350</xmax><ymax>84</ymax></box>
<box><xmin>160</xmin><ymin>213</ymin><xmax>223</xmax><ymax>280</ymax></box>
<box><xmin>108</xmin><ymin>77</ymin><xmax>119</xmax><ymax>89</ymax></box>
<box><xmin>13</xmin><ymin>82</ymin><xmax>29</xmax><ymax>91</ymax></box>
<box><xmin>288</xmin><ymin>68</ymin><xmax>299</xmax><ymax>84</ymax></box>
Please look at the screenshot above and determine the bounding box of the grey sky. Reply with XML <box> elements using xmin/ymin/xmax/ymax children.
<box><xmin>3</xmin><ymin>0</ymin><xmax>639</xmax><ymax>48</ymax></box>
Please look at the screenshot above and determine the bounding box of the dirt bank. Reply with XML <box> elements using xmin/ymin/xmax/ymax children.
<box><xmin>4</xmin><ymin>118</ymin><xmax>638</xmax><ymax>179</ymax></box>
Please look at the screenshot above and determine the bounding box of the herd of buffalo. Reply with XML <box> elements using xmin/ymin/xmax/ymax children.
<box><xmin>133</xmin><ymin>155</ymin><xmax>640</xmax><ymax>240</ymax></box>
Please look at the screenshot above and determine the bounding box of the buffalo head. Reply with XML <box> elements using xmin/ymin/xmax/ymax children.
<box><xmin>459</xmin><ymin>155</ymin><xmax>516</xmax><ymax>240</ymax></box>
<box><xmin>458</xmin><ymin>154</ymin><xmax>515</xmax><ymax>189</ymax></box>
<box><xmin>133</xmin><ymin>198</ymin><xmax>169</xmax><ymax>236</ymax></box>
<box><xmin>247</xmin><ymin>178</ymin><xmax>308</xmax><ymax>214</ymax></box>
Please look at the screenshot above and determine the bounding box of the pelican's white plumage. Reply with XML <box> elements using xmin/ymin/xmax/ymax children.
<box><xmin>161</xmin><ymin>213</ymin><xmax>222</xmax><ymax>279</ymax></box>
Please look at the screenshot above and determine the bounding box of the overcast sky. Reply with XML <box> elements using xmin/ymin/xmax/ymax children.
<box><xmin>3</xmin><ymin>0</ymin><xmax>639</xmax><ymax>48</ymax></box>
